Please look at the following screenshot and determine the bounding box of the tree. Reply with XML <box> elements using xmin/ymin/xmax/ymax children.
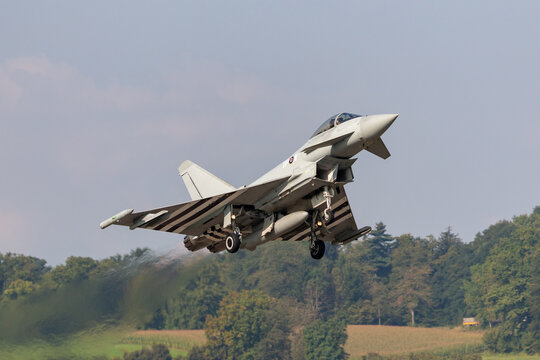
<box><xmin>428</xmin><ymin>228</ymin><xmax>468</xmax><ymax>326</ymax></box>
<box><xmin>432</xmin><ymin>227</ymin><xmax>461</xmax><ymax>259</ymax></box>
<box><xmin>303</xmin><ymin>317</ymin><xmax>348</xmax><ymax>360</ymax></box>
<box><xmin>364</xmin><ymin>222</ymin><xmax>394</xmax><ymax>278</ymax></box>
<box><xmin>246</xmin><ymin>299</ymin><xmax>292</xmax><ymax>360</ymax></box>
<box><xmin>154</xmin><ymin>261</ymin><xmax>227</xmax><ymax>330</ymax></box>
<box><xmin>202</xmin><ymin>290</ymin><xmax>283</xmax><ymax>359</ymax></box>
<box><xmin>368</xmin><ymin>280</ymin><xmax>389</xmax><ymax>326</ymax></box>
<box><xmin>464</xmin><ymin>210</ymin><xmax>539</xmax><ymax>352</ymax></box>
<box><xmin>394</xmin><ymin>265</ymin><xmax>431</xmax><ymax>326</ymax></box>
<box><xmin>333</xmin><ymin>242</ymin><xmax>373</xmax><ymax>310</ymax></box>
<box><xmin>304</xmin><ymin>266</ymin><xmax>335</xmax><ymax>316</ymax></box>
<box><xmin>332</xmin><ymin>223</ymin><xmax>395</xmax><ymax>325</ymax></box>
<box><xmin>465</xmin><ymin>233</ymin><xmax>531</xmax><ymax>327</ymax></box>
<box><xmin>468</xmin><ymin>221</ymin><xmax>515</xmax><ymax>265</ymax></box>
<box><xmin>0</xmin><ymin>252</ymin><xmax>49</xmax><ymax>297</ymax></box>
<box><xmin>120</xmin><ymin>343</ymin><xmax>172</xmax><ymax>360</ymax></box>
<box><xmin>162</xmin><ymin>285</ymin><xmax>226</xmax><ymax>329</ymax></box>
<box><xmin>2</xmin><ymin>279</ymin><xmax>39</xmax><ymax>299</ymax></box>
<box><xmin>49</xmin><ymin>256</ymin><xmax>98</xmax><ymax>286</ymax></box>
<box><xmin>390</xmin><ymin>235</ymin><xmax>432</xmax><ymax>326</ymax></box>
<box><xmin>522</xmin><ymin>245</ymin><xmax>540</xmax><ymax>354</ymax></box>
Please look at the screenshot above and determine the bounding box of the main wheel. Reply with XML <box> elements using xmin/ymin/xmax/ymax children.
<box><xmin>225</xmin><ymin>233</ymin><xmax>241</xmax><ymax>253</ymax></box>
<box><xmin>323</xmin><ymin>208</ymin><xmax>334</xmax><ymax>224</ymax></box>
<box><xmin>310</xmin><ymin>239</ymin><xmax>325</xmax><ymax>260</ymax></box>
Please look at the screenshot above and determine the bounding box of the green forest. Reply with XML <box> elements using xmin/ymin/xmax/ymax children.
<box><xmin>0</xmin><ymin>207</ymin><xmax>539</xmax><ymax>359</ymax></box>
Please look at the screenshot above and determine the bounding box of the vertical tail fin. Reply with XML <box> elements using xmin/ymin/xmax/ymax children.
<box><xmin>178</xmin><ymin>160</ymin><xmax>236</xmax><ymax>200</ymax></box>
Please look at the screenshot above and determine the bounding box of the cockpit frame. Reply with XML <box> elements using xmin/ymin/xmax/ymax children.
<box><xmin>311</xmin><ymin>112</ymin><xmax>362</xmax><ymax>138</ymax></box>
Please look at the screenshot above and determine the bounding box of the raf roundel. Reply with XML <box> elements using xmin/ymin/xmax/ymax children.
<box><xmin>289</xmin><ymin>155</ymin><xmax>295</xmax><ymax>164</ymax></box>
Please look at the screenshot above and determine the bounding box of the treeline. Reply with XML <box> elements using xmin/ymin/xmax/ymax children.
<box><xmin>0</xmin><ymin>207</ymin><xmax>538</xmax><ymax>358</ymax></box>
<box><xmin>0</xmin><ymin>247</ymin><xmax>151</xmax><ymax>301</ymax></box>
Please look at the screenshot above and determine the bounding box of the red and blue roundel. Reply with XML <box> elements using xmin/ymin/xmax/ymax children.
<box><xmin>289</xmin><ymin>155</ymin><xmax>295</xmax><ymax>164</ymax></box>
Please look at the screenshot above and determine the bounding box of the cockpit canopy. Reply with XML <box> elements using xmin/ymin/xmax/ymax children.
<box><xmin>311</xmin><ymin>113</ymin><xmax>362</xmax><ymax>138</ymax></box>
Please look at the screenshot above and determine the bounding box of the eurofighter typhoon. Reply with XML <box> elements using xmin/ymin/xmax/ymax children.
<box><xmin>100</xmin><ymin>113</ymin><xmax>398</xmax><ymax>259</ymax></box>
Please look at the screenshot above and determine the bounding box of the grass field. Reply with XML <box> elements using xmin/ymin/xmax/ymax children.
<box><xmin>0</xmin><ymin>327</ymin><xmax>206</xmax><ymax>360</ymax></box>
<box><xmin>1</xmin><ymin>325</ymin><xmax>538</xmax><ymax>359</ymax></box>
<box><xmin>345</xmin><ymin>325</ymin><xmax>484</xmax><ymax>358</ymax></box>
<box><xmin>121</xmin><ymin>329</ymin><xmax>206</xmax><ymax>356</ymax></box>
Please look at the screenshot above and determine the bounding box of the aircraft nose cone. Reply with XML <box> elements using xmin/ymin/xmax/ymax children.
<box><xmin>362</xmin><ymin>113</ymin><xmax>398</xmax><ymax>139</ymax></box>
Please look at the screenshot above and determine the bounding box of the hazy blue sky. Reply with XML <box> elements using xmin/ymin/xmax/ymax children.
<box><xmin>1</xmin><ymin>1</ymin><xmax>539</xmax><ymax>265</ymax></box>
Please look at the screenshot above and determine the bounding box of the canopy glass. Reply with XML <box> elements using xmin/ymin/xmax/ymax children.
<box><xmin>311</xmin><ymin>113</ymin><xmax>361</xmax><ymax>138</ymax></box>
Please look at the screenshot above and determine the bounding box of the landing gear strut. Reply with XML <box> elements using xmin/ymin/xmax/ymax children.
<box><xmin>322</xmin><ymin>186</ymin><xmax>335</xmax><ymax>225</ymax></box>
<box><xmin>323</xmin><ymin>208</ymin><xmax>334</xmax><ymax>224</ymax></box>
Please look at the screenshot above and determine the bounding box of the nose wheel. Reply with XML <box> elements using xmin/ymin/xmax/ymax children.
<box><xmin>310</xmin><ymin>239</ymin><xmax>325</xmax><ymax>259</ymax></box>
<box><xmin>309</xmin><ymin>232</ymin><xmax>325</xmax><ymax>260</ymax></box>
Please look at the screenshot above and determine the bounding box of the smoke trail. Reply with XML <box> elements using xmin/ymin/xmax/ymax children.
<box><xmin>0</xmin><ymin>249</ymin><xmax>211</xmax><ymax>344</ymax></box>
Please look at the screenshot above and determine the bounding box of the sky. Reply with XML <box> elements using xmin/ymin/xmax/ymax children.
<box><xmin>1</xmin><ymin>1</ymin><xmax>539</xmax><ymax>265</ymax></box>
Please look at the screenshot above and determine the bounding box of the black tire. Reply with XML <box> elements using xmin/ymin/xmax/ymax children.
<box><xmin>310</xmin><ymin>239</ymin><xmax>325</xmax><ymax>260</ymax></box>
<box><xmin>323</xmin><ymin>208</ymin><xmax>334</xmax><ymax>225</ymax></box>
<box><xmin>225</xmin><ymin>233</ymin><xmax>241</xmax><ymax>253</ymax></box>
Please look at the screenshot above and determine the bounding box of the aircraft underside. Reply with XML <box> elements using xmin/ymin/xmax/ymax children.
<box><xmin>184</xmin><ymin>176</ymin><xmax>372</xmax><ymax>260</ymax></box>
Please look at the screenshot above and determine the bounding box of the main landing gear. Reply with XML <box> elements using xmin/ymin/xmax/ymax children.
<box><xmin>225</xmin><ymin>227</ymin><xmax>242</xmax><ymax>253</ymax></box>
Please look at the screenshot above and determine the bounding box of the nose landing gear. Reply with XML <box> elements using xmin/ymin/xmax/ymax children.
<box><xmin>309</xmin><ymin>232</ymin><xmax>325</xmax><ymax>260</ymax></box>
<box><xmin>310</xmin><ymin>239</ymin><xmax>325</xmax><ymax>260</ymax></box>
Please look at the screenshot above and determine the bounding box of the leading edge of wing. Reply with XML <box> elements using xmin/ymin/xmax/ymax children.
<box><xmin>99</xmin><ymin>175</ymin><xmax>290</xmax><ymax>235</ymax></box>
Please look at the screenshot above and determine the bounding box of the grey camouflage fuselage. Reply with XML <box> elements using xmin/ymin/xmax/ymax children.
<box><xmin>100</xmin><ymin>113</ymin><xmax>398</xmax><ymax>259</ymax></box>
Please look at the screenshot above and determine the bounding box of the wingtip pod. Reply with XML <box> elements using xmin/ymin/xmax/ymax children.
<box><xmin>99</xmin><ymin>209</ymin><xmax>134</xmax><ymax>229</ymax></box>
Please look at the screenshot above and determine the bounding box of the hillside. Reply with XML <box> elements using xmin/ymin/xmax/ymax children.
<box><xmin>0</xmin><ymin>207</ymin><xmax>538</xmax><ymax>358</ymax></box>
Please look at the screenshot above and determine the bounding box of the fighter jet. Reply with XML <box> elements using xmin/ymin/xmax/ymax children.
<box><xmin>100</xmin><ymin>112</ymin><xmax>398</xmax><ymax>259</ymax></box>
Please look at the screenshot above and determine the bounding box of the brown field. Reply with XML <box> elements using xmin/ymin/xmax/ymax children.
<box><xmin>125</xmin><ymin>326</ymin><xmax>483</xmax><ymax>358</ymax></box>
<box><xmin>345</xmin><ymin>325</ymin><xmax>484</xmax><ymax>358</ymax></box>
<box><xmin>131</xmin><ymin>329</ymin><xmax>206</xmax><ymax>342</ymax></box>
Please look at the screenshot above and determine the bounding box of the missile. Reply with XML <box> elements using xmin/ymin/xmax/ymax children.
<box><xmin>99</xmin><ymin>209</ymin><xmax>134</xmax><ymax>229</ymax></box>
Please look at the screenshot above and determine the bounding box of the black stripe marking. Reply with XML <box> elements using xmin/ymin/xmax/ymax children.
<box><xmin>281</xmin><ymin>202</ymin><xmax>350</xmax><ymax>238</ymax></box>
<box><xmin>328</xmin><ymin>207</ymin><xmax>352</xmax><ymax>229</ymax></box>
<box><xmin>167</xmin><ymin>194</ymin><xmax>230</xmax><ymax>233</ymax></box>
<box><xmin>281</xmin><ymin>203</ymin><xmax>352</xmax><ymax>242</ymax></box>
<box><xmin>332</xmin><ymin>201</ymin><xmax>349</xmax><ymax>214</ymax></box>
<box><xmin>154</xmin><ymin>199</ymin><xmax>211</xmax><ymax>231</ymax></box>
<box><xmin>281</xmin><ymin>225</ymin><xmax>310</xmax><ymax>242</ymax></box>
